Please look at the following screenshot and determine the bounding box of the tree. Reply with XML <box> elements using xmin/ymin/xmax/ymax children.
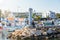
<box><xmin>46</xmin><ymin>16</ymin><xmax>49</xmax><ymax>18</ymax></box>
<box><xmin>1</xmin><ymin>13</ymin><xmax>4</xmax><ymax>18</ymax></box>
<box><xmin>1</xmin><ymin>10</ymin><xmax>11</xmax><ymax>18</ymax></box>
<box><xmin>34</xmin><ymin>15</ymin><xmax>41</xmax><ymax>21</ymax></box>
<box><xmin>56</xmin><ymin>13</ymin><xmax>60</xmax><ymax>18</ymax></box>
<box><xmin>0</xmin><ymin>10</ymin><xmax>1</xmax><ymax>18</ymax></box>
<box><xmin>32</xmin><ymin>13</ymin><xmax>36</xmax><ymax>18</ymax></box>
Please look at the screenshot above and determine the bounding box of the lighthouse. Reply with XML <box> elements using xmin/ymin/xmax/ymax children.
<box><xmin>29</xmin><ymin>8</ymin><xmax>33</xmax><ymax>25</ymax></box>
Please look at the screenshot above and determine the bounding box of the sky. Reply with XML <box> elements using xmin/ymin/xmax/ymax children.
<box><xmin>0</xmin><ymin>0</ymin><xmax>60</xmax><ymax>13</ymax></box>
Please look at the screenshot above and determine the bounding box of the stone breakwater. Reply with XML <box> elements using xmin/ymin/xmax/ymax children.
<box><xmin>7</xmin><ymin>27</ymin><xmax>36</xmax><ymax>39</ymax></box>
<box><xmin>7</xmin><ymin>26</ymin><xmax>60</xmax><ymax>40</ymax></box>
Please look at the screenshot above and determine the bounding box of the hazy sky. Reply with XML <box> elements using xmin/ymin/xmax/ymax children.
<box><xmin>0</xmin><ymin>0</ymin><xmax>60</xmax><ymax>12</ymax></box>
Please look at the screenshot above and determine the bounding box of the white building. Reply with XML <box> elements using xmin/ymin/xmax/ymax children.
<box><xmin>49</xmin><ymin>11</ymin><xmax>56</xmax><ymax>19</ymax></box>
<box><xmin>13</xmin><ymin>12</ymin><xmax>29</xmax><ymax>18</ymax></box>
<box><xmin>35</xmin><ymin>12</ymin><xmax>42</xmax><ymax>16</ymax></box>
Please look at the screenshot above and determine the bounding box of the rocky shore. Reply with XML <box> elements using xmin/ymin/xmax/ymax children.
<box><xmin>7</xmin><ymin>26</ymin><xmax>60</xmax><ymax>40</ymax></box>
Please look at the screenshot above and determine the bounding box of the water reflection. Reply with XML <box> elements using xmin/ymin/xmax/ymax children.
<box><xmin>23</xmin><ymin>37</ymin><xmax>60</xmax><ymax>40</ymax></box>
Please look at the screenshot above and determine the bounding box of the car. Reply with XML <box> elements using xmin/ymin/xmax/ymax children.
<box><xmin>43</xmin><ymin>20</ymin><xmax>54</xmax><ymax>27</ymax></box>
<box><xmin>54</xmin><ymin>19</ymin><xmax>60</xmax><ymax>26</ymax></box>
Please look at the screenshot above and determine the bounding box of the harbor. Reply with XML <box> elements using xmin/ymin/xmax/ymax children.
<box><xmin>1</xmin><ymin>10</ymin><xmax>60</xmax><ymax>40</ymax></box>
<box><xmin>0</xmin><ymin>0</ymin><xmax>60</xmax><ymax>40</ymax></box>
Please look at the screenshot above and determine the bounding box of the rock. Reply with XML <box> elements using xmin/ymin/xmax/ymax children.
<box><xmin>7</xmin><ymin>27</ymin><xmax>33</xmax><ymax>38</ymax></box>
<box><xmin>43</xmin><ymin>32</ymin><xmax>47</xmax><ymax>35</ymax></box>
<box><xmin>7</xmin><ymin>26</ymin><xmax>45</xmax><ymax>40</ymax></box>
<box><xmin>57</xmin><ymin>34</ymin><xmax>60</xmax><ymax>38</ymax></box>
<box><xmin>7</xmin><ymin>33</ymin><xmax>12</xmax><ymax>39</ymax></box>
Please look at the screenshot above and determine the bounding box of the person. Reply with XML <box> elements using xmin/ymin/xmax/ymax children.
<box><xmin>52</xmin><ymin>21</ymin><xmax>54</xmax><ymax>25</ymax></box>
<box><xmin>9</xmin><ymin>23</ymin><xmax>11</xmax><ymax>26</ymax></box>
<box><xmin>0</xmin><ymin>21</ymin><xmax>3</xmax><ymax>30</ymax></box>
<box><xmin>0</xmin><ymin>21</ymin><xmax>4</xmax><ymax>40</ymax></box>
<box><xmin>26</xmin><ymin>20</ymin><xmax>29</xmax><ymax>24</ymax></box>
<box><xmin>31</xmin><ymin>20</ymin><xmax>35</xmax><ymax>28</ymax></box>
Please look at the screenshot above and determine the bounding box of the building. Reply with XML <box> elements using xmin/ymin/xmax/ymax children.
<box><xmin>13</xmin><ymin>12</ymin><xmax>29</xmax><ymax>18</ymax></box>
<box><xmin>49</xmin><ymin>11</ymin><xmax>56</xmax><ymax>19</ymax></box>
<box><xmin>13</xmin><ymin>12</ymin><xmax>43</xmax><ymax>18</ymax></box>
<box><xmin>35</xmin><ymin>12</ymin><xmax>42</xmax><ymax>16</ymax></box>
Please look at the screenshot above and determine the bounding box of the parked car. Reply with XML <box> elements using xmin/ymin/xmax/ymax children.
<box><xmin>43</xmin><ymin>20</ymin><xmax>54</xmax><ymax>27</ymax></box>
<box><xmin>54</xmin><ymin>19</ymin><xmax>60</xmax><ymax>26</ymax></box>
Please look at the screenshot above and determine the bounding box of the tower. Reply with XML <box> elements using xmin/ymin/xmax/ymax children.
<box><xmin>29</xmin><ymin>8</ymin><xmax>33</xmax><ymax>25</ymax></box>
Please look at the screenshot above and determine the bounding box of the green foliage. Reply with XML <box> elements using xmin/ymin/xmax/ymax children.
<box><xmin>0</xmin><ymin>10</ymin><xmax>1</xmax><ymax>18</ymax></box>
<box><xmin>32</xmin><ymin>13</ymin><xmax>36</xmax><ymax>18</ymax></box>
<box><xmin>32</xmin><ymin>13</ymin><xmax>41</xmax><ymax>21</ymax></box>
<box><xmin>56</xmin><ymin>13</ymin><xmax>60</xmax><ymax>18</ymax></box>
<box><xmin>34</xmin><ymin>16</ymin><xmax>41</xmax><ymax>21</ymax></box>
<box><xmin>46</xmin><ymin>16</ymin><xmax>49</xmax><ymax>18</ymax></box>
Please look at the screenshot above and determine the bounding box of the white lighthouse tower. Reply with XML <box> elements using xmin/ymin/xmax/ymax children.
<box><xmin>29</xmin><ymin>8</ymin><xmax>33</xmax><ymax>25</ymax></box>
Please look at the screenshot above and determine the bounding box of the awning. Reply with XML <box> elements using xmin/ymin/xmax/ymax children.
<box><xmin>7</xmin><ymin>17</ymin><xmax>14</xmax><ymax>21</ymax></box>
<box><xmin>19</xmin><ymin>18</ymin><xmax>24</xmax><ymax>22</ymax></box>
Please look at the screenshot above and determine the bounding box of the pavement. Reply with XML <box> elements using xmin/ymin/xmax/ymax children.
<box><xmin>0</xmin><ymin>31</ymin><xmax>10</xmax><ymax>40</ymax></box>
